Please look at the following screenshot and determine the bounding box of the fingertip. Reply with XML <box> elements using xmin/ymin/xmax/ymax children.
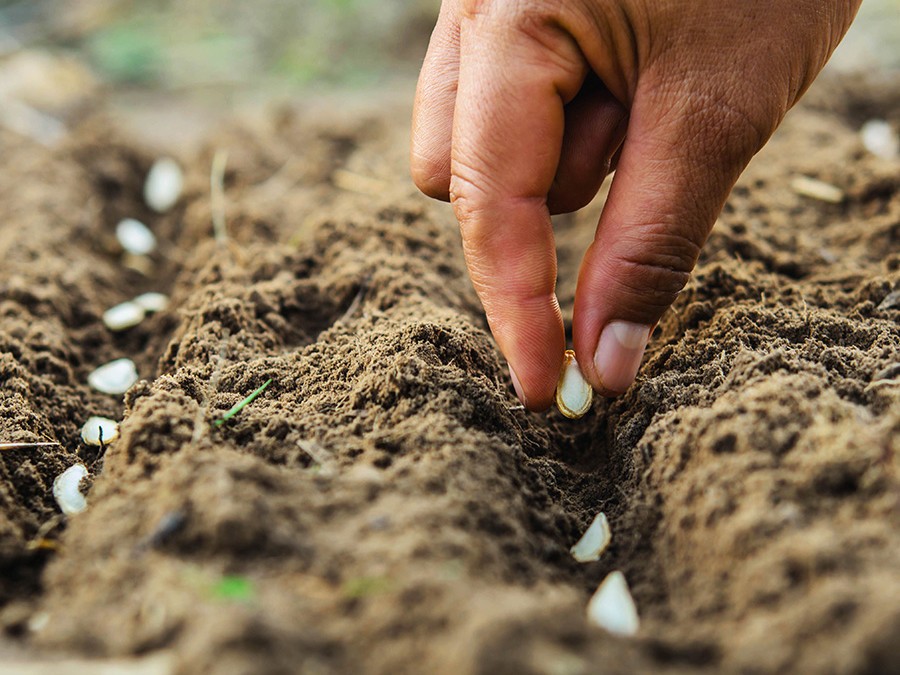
<box><xmin>410</xmin><ymin>3</ymin><xmax>460</xmax><ymax>203</ymax></box>
<box><xmin>494</xmin><ymin>294</ymin><xmax>566</xmax><ymax>412</ymax></box>
<box><xmin>507</xmin><ymin>345</ymin><xmax>564</xmax><ymax>412</ymax></box>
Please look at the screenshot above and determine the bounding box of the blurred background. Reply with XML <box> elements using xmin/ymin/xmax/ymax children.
<box><xmin>0</xmin><ymin>0</ymin><xmax>897</xmax><ymax>147</ymax></box>
<box><xmin>0</xmin><ymin>0</ymin><xmax>439</xmax><ymax>89</ymax></box>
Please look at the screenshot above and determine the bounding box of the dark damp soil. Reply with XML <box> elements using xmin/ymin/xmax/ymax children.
<box><xmin>1</xmin><ymin>75</ymin><xmax>899</xmax><ymax>675</ymax></box>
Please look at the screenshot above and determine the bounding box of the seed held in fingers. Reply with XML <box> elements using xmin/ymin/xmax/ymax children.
<box><xmin>556</xmin><ymin>350</ymin><xmax>593</xmax><ymax>419</ymax></box>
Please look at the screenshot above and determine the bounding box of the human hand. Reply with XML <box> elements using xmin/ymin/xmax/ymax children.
<box><xmin>411</xmin><ymin>0</ymin><xmax>861</xmax><ymax>410</ymax></box>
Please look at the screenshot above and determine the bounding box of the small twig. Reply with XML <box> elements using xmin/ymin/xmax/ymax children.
<box><xmin>297</xmin><ymin>439</ymin><xmax>334</xmax><ymax>465</ymax></box>
<box><xmin>864</xmin><ymin>379</ymin><xmax>900</xmax><ymax>392</ymax></box>
<box><xmin>332</xmin><ymin>168</ymin><xmax>388</xmax><ymax>195</ymax></box>
<box><xmin>337</xmin><ymin>277</ymin><xmax>370</xmax><ymax>324</ymax></box>
<box><xmin>211</xmin><ymin>149</ymin><xmax>229</xmax><ymax>244</ymax></box>
<box><xmin>214</xmin><ymin>379</ymin><xmax>273</xmax><ymax>427</ymax></box>
<box><xmin>0</xmin><ymin>442</ymin><xmax>60</xmax><ymax>451</ymax></box>
<box><xmin>26</xmin><ymin>515</ymin><xmax>63</xmax><ymax>552</ymax></box>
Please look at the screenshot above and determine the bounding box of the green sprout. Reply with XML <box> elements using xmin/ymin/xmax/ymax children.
<box><xmin>214</xmin><ymin>378</ymin><xmax>273</xmax><ymax>427</ymax></box>
<box><xmin>212</xmin><ymin>575</ymin><xmax>256</xmax><ymax>602</ymax></box>
<box><xmin>341</xmin><ymin>576</ymin><xmax>392</xmax><ymax>599</ymax></box>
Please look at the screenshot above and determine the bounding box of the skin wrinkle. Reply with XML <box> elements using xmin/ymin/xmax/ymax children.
<box><xmin>451</xmin><ymin>104</ymin><xmax>563</xmax><ymax>198</ymax></box>
<box><xmin>586</xmin><ymin>256</ymin><xmax>690</xmax><ymax>318</ymax></box>
<box><xmin>459</xmin><ymin>9</ymin><xmax>585</xmax><ymax>108</ymax></box>
<box><xmin>483</xmin><ymin>296</ymin><xmax>562</xmax><ymax>340</ymax></box>
<box><xmin>450</xmin><ymin>141</ymin><xmax>555</xmax><ymax>203</ymax></box>
<box><xmin>596</xmin><ymin>150</ymin><xmax>710</xmax><ymax>249</ymax></box>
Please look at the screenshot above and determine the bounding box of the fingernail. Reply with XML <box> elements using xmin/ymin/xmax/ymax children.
<box><xmin>593</xmin><ymin>321</ymin><xmax>651</xmax><ymax>394</ymax></box>
<box><xmin>509</xmin><ymin>364</ymin><xmax>527</xmax><ymax>406</ymax></box>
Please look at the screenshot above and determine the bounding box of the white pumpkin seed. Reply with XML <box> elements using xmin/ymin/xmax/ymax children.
<box><xmin>52</xmin><ymin>464</ymin><xmax>88</xmax><ymax>515</ymax></box>
<box><xmin>556</xmin><ymin>350</ymin><xmax>593</xmax><ymax>419</ymax></box>
<box><xmin>144</xmin><ymin>157</ymin><xmax>183</xmax><ymax>213</ymax></box>
<box><xmin>570</xmin><ymin>512</ymin><xmax>612</xmax><ymax>562</ymax></box>
<box><xmin>116</xmin><ymin>218</ymin><xmax>157</xmax><ymax>255</ymax></box>
<box><xmin>87</xmin><ymin>358</ymin><xmax>138</xmax><ymax>395</ymax></box>
<box><xmin>132</xmin><ymin>292</ymin><xmax>169</xmax><ymax>313</ymax></box>
<box><xmin>860</xmin><ymin>119</ymin><xmax>899</xmax><ymax>160</ymax></box>
<box><xmin>102</xmin><ymin>301</ymin><xmax>145</xmax><ymax>331</ymax></box>
<box><xmin>586</xmin><ymin>571</ymin><xmax>640</xmax><ymax>636</ymax></box>
<box><xmin>80</xmin><ymin>416</ymin><xmax>119</xmax><ymax>446</ymax></box>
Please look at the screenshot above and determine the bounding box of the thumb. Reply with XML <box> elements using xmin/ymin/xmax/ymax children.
<box><xmin>573</xmin><ymin>83</ymin><xmax>772</xmax><ymax>395</ymax></box>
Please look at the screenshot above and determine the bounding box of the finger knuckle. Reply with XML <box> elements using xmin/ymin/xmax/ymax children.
<box><xmin>460</xmin><ymin>0</ymin><xmax>491</xmax><ymax>20</ymax></box>
<box><xmin>690</xmin><ymin>89</ymin><xmax>774</xmax><ymax>160</ymax></box>
<box><xmin>449</xmin><ymin>170</ymin><xmax>489</xmax><ymax>235</ymax></box>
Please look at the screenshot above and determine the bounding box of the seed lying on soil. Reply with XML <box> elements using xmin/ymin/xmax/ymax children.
<box><xmin>556</xmin><ymin>350</ymin><xmax>593</xmax><ymax>419</ymax></box>
<box><xmin>102</xmin><ymin>301</ymin><xmax>145</xmax><ymax>331</ymax></box>
<box><xmin>144</xmin><ymin>157</ymin><xmax>184</xmax><ymax>213</ymax></box>
<box><xmin>860</xmin><ymin>119</ymin><xmax>899</xmax><ymax>160</ymax></box>
<box><xmin>133</xmin><ymin>291</ymin><xmax>169</xmax><ymax>313</ymax></box>
<box><xmin>88</xmin><ymin>358</ymin><xmax>138</xmax><ymax>395</ymax></box>
<box><xmin>52</xmin><ymin>464</ymin><xmax>88</xmax><ymax>516</ymax></box>
<box><xmin>586</xmin><ymin>570</ymin><xmax>640</xmax><ymax>636</ymax></box>
<box><xmin>80</xmin><ymin>416</ymin><xmax>119</xmax><ymax>446</ymax></box>
<box><xmin>116</xmin><ymin>218</ymin><xmax>157</xmax><ymax>255</ymax></box>
<box><xmin>790</xmin><ymin>175</ymin><xmax>844</xmax><ymax>204</ymax></box>
<box><xmin>570</xmin><ymin>512</ymin><xmax>612</xmax><ymax>562</ymax></box>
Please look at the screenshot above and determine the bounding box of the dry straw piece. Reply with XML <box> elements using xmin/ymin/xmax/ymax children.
<box><xmin>0</xmin><ymin>442</ymin><xmax>59</xmax><ymax>451</ymax></box>
<box><xmin>555</xmin><ymin>350</ymin><xmax>593</xmax><ymax>419</ymax></box>
<box><xmin>790</xmin><ymin>175</ymin><xmax>844</xmax><ymax>204</ymax></box>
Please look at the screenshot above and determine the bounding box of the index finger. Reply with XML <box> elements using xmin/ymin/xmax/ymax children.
<box><xmin>451</xmin><ymin>4</ymin><xmax>587</xmax><ymax>410</ymax></box>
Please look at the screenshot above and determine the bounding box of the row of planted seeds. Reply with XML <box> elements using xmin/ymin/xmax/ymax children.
<box><xmin>53</xmin><ymin>158</ymin><xmax>183</xmax><ymax>517</ymax></box>
<box><xmin>64</xmin><ymin>169</ymin><xmax>639</xmax><ymax>640</ymax></box>
<box><xmin>549</xmin><ymin>117</ymin><xmax>900</xmax><ymax>634</ymax></box>
<box><xmin>54</xmin><ymin>156</ymin><xmax>647</xmax><ymax>639</ymax></box>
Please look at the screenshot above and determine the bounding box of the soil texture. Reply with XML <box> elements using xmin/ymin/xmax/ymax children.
<box><xmin>1</xmin><ymin>76</ymin><xmax>899</xmax><ymax>675</ymax></box>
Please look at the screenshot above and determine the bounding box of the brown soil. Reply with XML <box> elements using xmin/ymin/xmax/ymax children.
<box><xmin>1</xmin><ymin>75</ymin><xmax>899</xmax><ymax>675</ymax></box>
